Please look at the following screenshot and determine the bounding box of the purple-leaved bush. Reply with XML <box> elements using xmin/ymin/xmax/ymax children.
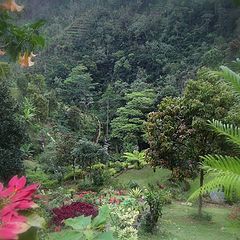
<box><xmin>52</xmin><ymin>202</ymin><xmax>98</xmax><ymax>226</ymax></box>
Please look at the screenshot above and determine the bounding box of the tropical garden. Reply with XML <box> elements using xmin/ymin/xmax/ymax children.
<box><xmin>0</xmin><ymin>0</ymin><xmax>240</xmax><ymax>239</ymax></box>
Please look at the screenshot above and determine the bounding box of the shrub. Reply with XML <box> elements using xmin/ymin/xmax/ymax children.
<box><xmin>141</xmin><ymin>186</ymin><xmax>164</xmax><ymax>233</ymax></box>
<box><xmin>26</xmin><ymin>169</ymin><xmax>58</xmax><ymax>188</ymax></box>
<box><xmin>63</xmin><ymin>168</ymin><xmax>83</xmax><ymax>181</ymax></box>
<box><xmin>127</xmin><ymin>180</ymin><xmax>140</xmax><ymax>189</ymax></box>
<box><xmin>109</xmin><ymin>204</ymin><xmax>139</xmax><ymax>240</ymax></box>
<box><xmin>52</xmin><ymin>202</ymin><xmax>98</xmax><ymax>226</ymax></box>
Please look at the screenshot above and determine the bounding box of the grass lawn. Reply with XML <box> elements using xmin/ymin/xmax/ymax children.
<box><xmin>116</xmin><ymin>166</ymin><xmax>171</xmax><ymax>187</ymax></box>
<box><xmin>141</xmin><ymin>202</ymin><xmax>240</xmax><ymax>240</ymax></box>
<box><xmin>117</xmin><ymin>167</ymin><xmax>240</xmax><ymax>240</ymax></box>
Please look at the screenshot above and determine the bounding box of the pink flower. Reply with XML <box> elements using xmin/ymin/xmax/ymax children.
<box><xmin>0</xmin><ymin>176</ymin><xmax>39</xmax><ymax>240</ymax></box>
<box><xmin>1</xmin><ymin>176</ymin><xmax>39</xmax><ymax>212</ymax></box>
<box><xmin>0</xmin><ymin>220</ymin><xmax>29</xmax><ymax>240</ymax></box>
<box><xmin>0</xmin><ymin>211</ymin><xmax>29</xmax><ymax>240</ymax></box>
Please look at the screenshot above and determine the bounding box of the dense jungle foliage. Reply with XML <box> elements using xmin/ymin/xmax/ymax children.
<box><xmin>14</xmin><ymin>0</ymin><xmax>240</xmax><ymax>158</ymax></box>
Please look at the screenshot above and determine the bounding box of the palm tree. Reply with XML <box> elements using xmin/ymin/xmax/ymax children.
<box><xmin>189</xmin><ymin>66</ymin><xmax>240</xmax><ymax>201</ymax></box>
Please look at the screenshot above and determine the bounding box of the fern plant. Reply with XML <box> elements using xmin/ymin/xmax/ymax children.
<box><xmin>189</xmin><ymin>66</ymin><xmax>240</xmax><ymax>201</ymax></box>
<box><xmin>0</xmin><ymin>62</ymin><xmax>9</xmax><ymax>79</ymax></box>
<box><xmin>22</xmin><ymin>97</ymin><xmax>36</xmax><ymax>123</ymax></box>
<box><xmin>123</xmin><ymin>150</ymin><xmax>147</xmax><ymax>169</ymax></box>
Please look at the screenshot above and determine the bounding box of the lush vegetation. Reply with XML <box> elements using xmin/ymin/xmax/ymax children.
<box><xmin>0</xmin><ymin>0</ymin><xmax>240</xmax><ymax>239</ymax></box>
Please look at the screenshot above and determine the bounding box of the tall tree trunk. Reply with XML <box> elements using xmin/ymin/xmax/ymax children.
<box><xmin>94</xmin><ymin>117</ymin><xmax>101</xmax><ymax>144</ymax></box>
<box><xmin>73</xmin><ymin>158</ymin><xmax>76</xmax><ymax>182</ymax></box>
<box><xmin>106</xmin><ymin>99</ymin><xmax>109</xmax><ymax>141</ymax></box>
<box><xmin>198</xmin><ymin>169</ymin><xmax>204</xmax><ymax>216</ymax></box>
<box><xmin>104</xmin><ymin>99</ymin><xmax>110</xmax><ymax>154</ymax></box>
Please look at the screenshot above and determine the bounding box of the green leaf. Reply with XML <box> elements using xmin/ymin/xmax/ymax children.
<box><xmin>0</xmin><ymin>62</ymin><xmax>10</xmax><ymax>79</ymax></box>
<box><xmin>92</xmin><ymin>206</ymin><xmax>109</xmax><ymax>229</ymax></box>
<box><xmin>95</xmin><ymin>232</ymin><xmax>114</xmax><ymax>240</ymax></box>
<box><xmin>49</xmin><ymin>230</ymin><xmax>83</xmax><ymax>240</ymax></box>
<box><xmin>210</xmin><ymin>120</ymin><xmax>240</xmax><ymax>148</ymax></box>
<box><xmin>33</xmin><ymin>35</ymin><xmax>45</xmax><ymax>48</ymax></box>
<box><xmin>84</xmin><ymin>229</ymin><xmax>95</xmax><ymax>240</ymax></box>
<box><xmin>65</xmin><ymin>216</ymin><xmax>92</xmax><ymax>230</ymax></box>
<box><xmin>217</xmin><ymin>66</ymin><xmax>240</xmax><ymax>96</ymax></box>
<box><xmin>188</xmin><ymin>155</ymin><xmax>240</xmax><ymax>201</ymax></box>
<box><xmin>30</xmin><ymin>19</ymin><xmax>46</xmax><ymax>30</ymax></box>
<box><xmin>27</xmin><ymin>213</ymin><xmax>45</xmax><ymax>228</ymax></box>
<box><xmin>19</xmin><ymin>227</ymin><xmax>38</xmax><ymax>240</ymax></box>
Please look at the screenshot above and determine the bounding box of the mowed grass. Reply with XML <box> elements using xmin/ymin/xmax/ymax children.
<box><xmin>117</xmin><ymin>167</ymin><xmax>240</xmax><ymax>240</ymax></box>
<box><xmin>116</xmin><ymin>166</ymin><xmax>171</xmax><ymax>187</ymax></box>
<box><xmin>140</xmin><ymin>202</ymin><xmax>240</xmax><ymax>240</ymax></box>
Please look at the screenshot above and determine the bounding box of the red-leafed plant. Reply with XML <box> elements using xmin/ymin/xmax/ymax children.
<box><xmin>52</xmin><ymin>202</ymin><xmax>98</xmax><ymax>226</ymax></box>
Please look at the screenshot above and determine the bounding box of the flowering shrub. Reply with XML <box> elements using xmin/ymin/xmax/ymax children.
<box><xmin>52</xmin><ymin>202</ymin><xmax>98</xmax><ymax>226</ymax></box>
<box><xmin>0</xmin><ymin>176</ymin><xmax>39</xmax><ymax>239</ymax></box>
<box><xmin>75</xmin><ymin>191</ymin><xmax>98</xmax><ymax>204</ymax></box>
<box><xmin>78</xmin><ymin>191</ymin><xmax>97</xmax><ymax>199</ymax></box>
<box><xmin>94</xmin><ymin>188</ymin><xmax>129</xmax><ymax>206</ymax></box>
<box><xmin>73</xmin><ymin>188</ymin><xmax>129</xmax><ymax>206</ymax></box>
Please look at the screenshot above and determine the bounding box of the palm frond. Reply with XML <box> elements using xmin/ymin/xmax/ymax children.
<box><xmin>229</xmin><ymin>58</ymin><xmax>240</xmax><ymax>73</ymax></box>
<box><xmin>202</xmin><ymin>155</ymin><xmax>240</xmax><ymax>175</ymax></box>
<box><xmin>206</xmin><ymin>66</ymin><xmax>240</xmax><ymax>96</ymax></box>
<box><xmin>218</xmin><ymin>66</ymin><xmax>240</xmax><ymax>95</ymax></box>
<box><xmin>189</xmin><ymin>173</ymin><xmax>240</xmax><ymax>201</ymax></box>
<box><xmin>209</xmin><ymin>119</ymin><xmax>240</xmax><ymax>147</ymax></box>
<box><xmin>189</xmin><ymin>155</ymin><xmax>240</xmax><ymax>201</ymax></box>
<box><xmin>0</xmin><ymin>62</ymin><xmax>10</xmax><ymax>79</ymax></box>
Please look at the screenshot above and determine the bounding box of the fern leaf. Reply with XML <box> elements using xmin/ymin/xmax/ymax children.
<box><xmin>218</xmin><ymin>66</ymin><xmax>240</xmax><ymax>95</ymax></box>
<box><xmin>189</xmin><ymin>173</ymin><xmax>240</xmax><ymax>201</ymax></box>
<box><xmin>209</xmin><ymin>120</ymin><xmax>240</xmax><ymax>147</ymax></box>
<box><xmin>188</xmin><ymin>155</ymin><xmax>240</xmax><ymax>201</ymax></box>
<box><xmin>202</xmin><ymin>155</ymin><xmax>240</xmax><ymax>175</ymax></box>
<box><xmin>0</xmin><ymin>62</ymin><xmax>10</xmax><ymax>79</ymax></box>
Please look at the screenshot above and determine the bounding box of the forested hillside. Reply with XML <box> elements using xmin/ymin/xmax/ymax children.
<box><xmin>15</xmin><ymin>0</ymin><xmax>240</xmax><ymax>154</ymax></box>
